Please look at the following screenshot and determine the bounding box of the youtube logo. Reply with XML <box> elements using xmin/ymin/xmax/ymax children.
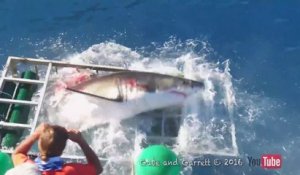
<box><xmin>260</xmin><ymin>154</ymin><xmax>282</xmax><ymax>169</ymax></box>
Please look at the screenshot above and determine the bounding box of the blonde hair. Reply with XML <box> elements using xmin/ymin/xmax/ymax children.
<box><xmin>38</xmin><ymin>125</ymin><xmax>68</xmax><ymax>161</ymax></box>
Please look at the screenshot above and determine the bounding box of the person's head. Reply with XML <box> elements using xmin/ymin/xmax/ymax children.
<box><xmin>38</xmin><ymin>124</ymin><xmax>68</xmax><ymax>161</ymax></box>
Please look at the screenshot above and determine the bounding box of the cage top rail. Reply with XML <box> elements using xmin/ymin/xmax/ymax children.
<box><xmin>8</xmin><ymin>56</ymin><xmax>128</xmax><ymax>72</ymax></box>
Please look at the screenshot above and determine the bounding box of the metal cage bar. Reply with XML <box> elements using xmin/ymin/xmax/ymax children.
<box><xmin>30</xmin><ymin>63</ymin><xmax>52</xmax><ymax>134</ymax></box>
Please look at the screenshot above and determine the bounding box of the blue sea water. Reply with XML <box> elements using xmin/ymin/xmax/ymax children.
<box><xmin>0</xmin><ymin>0</ymin><xmax>299</xmax><ymax>175</ymax></box>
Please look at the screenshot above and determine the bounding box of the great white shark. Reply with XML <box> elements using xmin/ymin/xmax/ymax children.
<box><xmin>49</xmin><ymin>71</ymin><xmax>204</xmax><ymax>129</ymax></box>
<box><xmin>67</xmin><ymin>71</ymin><xmax>204</xmax><ymax>102</ymax></box>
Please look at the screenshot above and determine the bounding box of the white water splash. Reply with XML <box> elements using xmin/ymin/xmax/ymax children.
<box><xmin>47</xmin><ymin>91</ymin><xmax>191</xmax><ymax>130</ymax></box>
<box><xmin>37</xmin><ymin>40</ymin><xmax>238</xmax><ymax>174</ymax></box>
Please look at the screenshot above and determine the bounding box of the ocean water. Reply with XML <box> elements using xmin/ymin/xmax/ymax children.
<box><xmin>0</xmin><ymin>1</ymin><xmax>299</xmax><ymax>175</ymax></box>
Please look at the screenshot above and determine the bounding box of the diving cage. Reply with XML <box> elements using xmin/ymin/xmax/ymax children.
<box><xmin>0</xmin><ymin>56</ymin><xmax>182</xmax><ymax>165</ymax></box>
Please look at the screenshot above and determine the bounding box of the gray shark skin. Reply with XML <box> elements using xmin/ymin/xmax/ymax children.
<box><xmin>67</xmin><ymin>71</ymin><xmax>204</xmax><ymax>102</ymax></box>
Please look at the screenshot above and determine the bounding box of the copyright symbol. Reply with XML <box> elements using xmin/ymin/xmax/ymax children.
<box><xmin>214</xmin><ymin>159</ymin><xmax>222</xmax><ymax>166</ymax></box>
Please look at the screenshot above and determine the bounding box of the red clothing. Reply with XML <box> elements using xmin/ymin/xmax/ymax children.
<box><xmin>41</xmin><ymin>163</ymin><xmax>97</xmax><ymax>175</ymax></box>
<box><xmin>13</xmin><ymin>153</ymin><xmax>97</xmax><ymax>175</ymax></box>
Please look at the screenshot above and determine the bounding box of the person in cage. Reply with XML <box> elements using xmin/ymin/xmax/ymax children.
<box><xmin>7</xmin><ymin>123</ymin><xmax>102</xmax><ymax>175</ymax></box>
